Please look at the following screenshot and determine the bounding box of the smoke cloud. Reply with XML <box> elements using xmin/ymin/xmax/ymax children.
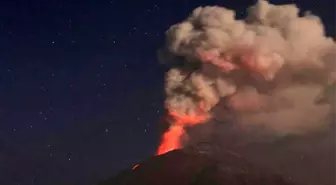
<box><xmin>156</xmin><ymin>1</ymin><xmax>335</xmax><ymax>184</ymax></box>
<box><xmin>158</xmin><ymin>0</ymin><xmax>335</xmax><ymax>135</ymax></box>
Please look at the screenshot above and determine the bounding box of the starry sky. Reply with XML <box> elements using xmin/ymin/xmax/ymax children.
<box><xmin>0</xmin><ymin>0</ymin><xmax>334</xmax><ymax>185</ymax></box>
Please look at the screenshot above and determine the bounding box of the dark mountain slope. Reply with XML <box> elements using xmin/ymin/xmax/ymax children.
<box><xmin>98</xmin><ymin>147</ymin><xmax>294</xmax><ymax>185</ymax></box>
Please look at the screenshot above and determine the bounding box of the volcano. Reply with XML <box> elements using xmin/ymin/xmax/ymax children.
<box><xmin>98</xmin><ymin>147</ymin><xmax>295</xmax><ymax>185</ymax></box>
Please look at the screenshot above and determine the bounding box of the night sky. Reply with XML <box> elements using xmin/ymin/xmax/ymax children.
<box><xmin>0</xmin><ymin>0</ymin><xmax>334</xmax><ymax>185</ymax></box>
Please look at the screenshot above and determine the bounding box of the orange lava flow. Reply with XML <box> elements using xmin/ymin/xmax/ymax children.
<box><xmin>132</xmin><ymin>106</ymin><xmax>210</xmax><ymax>170</ymax></box>
<box><xmin>132</xmin><ymin>164</ymin><xmax>139</xmax><ymax>170</ymax></box>
<box><xmin>156</xmin><ymin>125</ymin><xmax>184</xmax><ymax>155</ymax></box>
<box><xmin>155</xmin><ymin>109</ymin><xmax>210</xmax><ymax>155</ymax></box>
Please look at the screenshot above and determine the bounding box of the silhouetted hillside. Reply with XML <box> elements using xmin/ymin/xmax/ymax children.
<box><xmin>98</xmin><ymin>148</ymin><xmax>294</xmax><ymax>185</ymax></box>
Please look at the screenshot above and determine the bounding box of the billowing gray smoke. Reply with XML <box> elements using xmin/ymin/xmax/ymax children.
<box><xmin>157</xmin><ymin>1</ymin><xmax>335</xmax><ymax>185</ymax></box>
<box><xmin>158</xmin><ymin>0</ymin><xmax>335</xmax><ymax>135</ymax></box>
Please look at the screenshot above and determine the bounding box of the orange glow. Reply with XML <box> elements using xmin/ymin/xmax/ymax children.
<box><xmin>132</xmin><ymin>164</ymin><xmax>139</xmax><ymax>170</ymax></box>
<box><xmin>155</xmin><ymin>108</ymin><xmax>210</xmax><ymax>155</ymax></box>
<box><xmin>196</xmin><ymin>48</ymin><xmax>279</xmax><ymax>80</ymax></box>
<box><xmin>197</xmin><ymin>49</ymin><xmax>239</xmax><ymax>72</ymax></box>
<box><xmin>156</xmin><ymin>125</ymin><xmax>184</xmax><ymax>155</ymax></box>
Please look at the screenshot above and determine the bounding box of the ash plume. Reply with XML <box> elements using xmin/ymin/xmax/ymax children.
<box><xmin>156</xmin><ymin>1</ymin><xmax>335</xmax><ymax>184</ymax></box>
<box><xmin>158</xmin><ymin>0</ymin><xmax>335</xmax><ymax>135</ymax></box>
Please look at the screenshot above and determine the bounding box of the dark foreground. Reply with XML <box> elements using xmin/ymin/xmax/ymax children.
<box><xmin>98</xmin><ymin>147</ymin><xmax>295</xmax><ymax>185</ymax></box>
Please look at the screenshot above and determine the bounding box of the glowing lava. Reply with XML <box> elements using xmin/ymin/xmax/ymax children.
<box><xmin>156</xmin><ymin>125</ymin><xmax>184</xmax><ymax>155</ymax></box>
<box><xmin>132</xmin><ymin>107</ymin><xmax>209</xmax><ymax>170</ymax></box>
<box><xmin>132</xmin><ymin>164</ymin><xmax>139</xmax><ymax>170</ymax></box>
<box><xmin>155</xmin><ymin>109</ymin><xmax>210</xmax><ymax>155</ymax></box>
